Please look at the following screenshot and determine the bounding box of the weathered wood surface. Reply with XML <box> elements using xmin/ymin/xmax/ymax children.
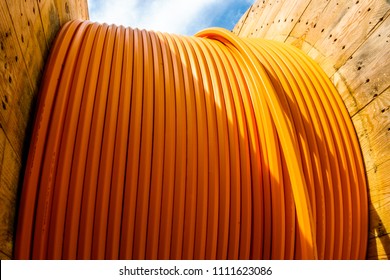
<box><xmin>0</xmin><ymin>0</ymin><xmax>89</xmax><ymax>260</ymax></box>
<box><xmin>234</xmin><ymin>0</ymin><xmax>390</xmax><ymax>259</ymax></box>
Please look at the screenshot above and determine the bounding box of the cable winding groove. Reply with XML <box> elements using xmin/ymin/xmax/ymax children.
<box><xmin>15</xmin><ymin>20</ymin><xmax>368</xmax><ymax>260</ymax></box>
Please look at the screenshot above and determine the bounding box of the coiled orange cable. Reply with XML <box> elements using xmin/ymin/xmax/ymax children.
<box><xmin>15</xmin><ymin>20</ymin><xmax>368</xmax><ymax>260</ymax></box>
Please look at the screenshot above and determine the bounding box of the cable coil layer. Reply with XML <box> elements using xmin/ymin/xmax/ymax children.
<box><xmin>15</xmin><ymin>20</ymin><xmax>368</xmax><ymax>260</ymax></box>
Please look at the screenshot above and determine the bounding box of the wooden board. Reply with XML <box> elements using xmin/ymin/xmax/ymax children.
<box><xmin>38</xmin><ymin>0</ymin><xmax>61</xmax><ymax>48</ymax></box>
<box><xmin>234</xmin><ymin>0</ymin><xmax>390</xmax><ymax>259</ymax></box>
<box><xmin>248</xmin><ymin>0</ymin><xmax>287</xmax><ymax>38</ymax></box>
<box><xmin>0</xmin><ymin>250</ymin><xmax>11</xmax><ymax>260</ymax></box>
<box><xmin>336</xmin><ymin>13</ymin><xmax>390</xmax><ymax>115</ymax></box>
<box><xmin>352</xmin><ymin>88</ymin><xmax>390</xmax><ymax>173</ymax></box>
<box><xmin>0</xmin><ymin>127</ymin><xmax>21</xmax><ymax>258</ymax></box>
<box><xmin>366</xmin><ymin>159</ymin><xmax>390</xmax><ymax>260</ymax></box>
<box><xmin>352</xmin><ymin>88</ymin><xmax>390</xmax><ymax>259</ymax></box>
<box><xmin>234</xmin><ymin>1</ymin><xmax>267</xmax><ymax>37</ymax></box>
<box><xmin>309</xmin><ymin>1</ymin><xmax>390</xmax><ymax>75</ymax></box>
<box><xmin>0</xmin><ymin>0</ymin><xmax>89</xmax><ymax>260</ymax></box>
<box><xmin>5</xmin><ymin>0</ymin><xmax>48</xmax><ymax>94</ymax></box>
<box><xmin>54</xmin><ymin>0</ymin><xmax>89</xmax><ymax>26</ymax></box>
<box><xmin>262</xmin><ymin>0</ymin><xmax>313</xmax><ymax>41</ymax></box>
<box><xmin>0</xmin><ymin>1</ymin><xmax>34</xmax><ymax>159</ymax></box>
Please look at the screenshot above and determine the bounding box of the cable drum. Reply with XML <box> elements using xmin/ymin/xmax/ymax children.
<box><xmin>15</xmin><ymin>20</ymin><xmax>368</xmax><ymax>260</ymax></box>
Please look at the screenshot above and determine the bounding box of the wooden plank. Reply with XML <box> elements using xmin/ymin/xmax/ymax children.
<box><xmin>330</xmin><ymin>71</ymin><xmax>358</xmax><ymax>117</ymax></box>
<box><xmin>262</xmin><ymin>0</ymin><xmax>311</xmax><ymax>41</ymax></box>
<box><xmin>235</xmin><ymin>0</ymin><xmax>269</xmax><ymax>37</ymax></box>
<box><xmin>0</xmin><ymin>127</ymin><xmax>21</xmax><ymax>258</ymax></box>
<box><xmin>366</xmin><ymin>160</ymin><xmax>390</xmax><ymax>260</ymax></box>
<box><xmin>5</xmin><ymin>0</ymin><xmax>47</xmax><ymax>100</ymax></box>
<box><xmin>367</xmin><ymin>236</ymin><xmax>390</xmax><ymax>260</ymax></box>
<box><xmin>0</xmin><ymin>194</ymin><xmax>16</xmax><ymax>259</ymax></box>
<box><xmin>0</xmin><ymin>0</ymin><xmax>35</xmax><ymax>158</ymax></box>
<box><xmin>352</xmin><ymin>88</ymin><xmax>390</xmax><ymax>174</ymax></box>
<box><xmin>37</xmin><ymin>0</ymin><xmax>61</xmax><ymax>48</ymax></box>
<box><xmin>307</xmin><ymin>1</ymin><xmax>390</xmax><ymax>77</ymax></box>
<box><xmin>4</xmin><ymin>91</ymin><xmax>35</xmax><ymax>160</ymax></box>
<box><xmin>76</xmin><ymin>0</ymin><xmax>89</xmax><ymax>20</ymax></box>
<box><xmin>352</xmin><ymin>88</ymin><xmax>390</xmax><ymax>260</ymax></box>
<box><xmin>304</xmin><ymin>0</ymin><xmax>367</xmax><ymax>66</ymax></box>
<box><xmin>285</xmin><ymin>0</ymin><xmax>331</xmax><ymax>53</ymax></box>
<box><xmin>0</xmin><ymin>249</ymin><xmax>11</xmax><ymax>260</ymax></box>
<box><xmin>0</xmin><ymin>128</ymin><xmax>21</xmax><ymax>204</ymax></box>
<box><xmin>336</xmin><ymin>15</ymin><xmax>390</xmax><ymax>114</ymax></box>
<box><xmin>54</xmin><ymin>0</ymin><xmax>89</xmax><ymax>26</ymax></box>
<box><xmin>329</xmin><ymin>1</ymin><xmax>389</xmax><ymax>71</ymax></box>
<box><xmin>37</xmin><ymin>0</ymin><xmax>89</xmax><ymax>48</ymax></box>
<box><xmin>249</xmin><ymin>0</ymin><xmax>287</xmax><ymax>38</ymax></box>
<box><xmin>1</xmin><ymin>0</ymin><xmax>21</xmax><ymax>126</ymax></box>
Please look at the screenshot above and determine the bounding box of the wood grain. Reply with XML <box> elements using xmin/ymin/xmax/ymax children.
<box><xmin>352</xmin><ymin>89</ymin><xmax>390</xmax><ymax>259</ymax></box>
<box><xmin>336</xmin><ymin>13</ymin><xmax>390</xmax><ymax>115</ymax></box>
<box><xmin>5</xmin><ymin>0</ymin><xmax>47</xmax><ymax>93</ymax></box>
<box><xmin>282</xmin><ymin>0</ymin><xmax>330</xmax><ymax>52</ymax></box>
<box><xmin>234</xmin><ymin>1</ymin><xmax>267</xmax><ymax>37</ymax></box>
<box><xmin>54</xmin><ymin>0</ymin><xmax>89</xmax><ymax>26</ymax></box>
<box><xmin>0</xmin><ymin>249</ymin><xmax>11</xmax><ymax>260</ymax></box>
<box><xmin>352</xmin><ymin>88</ymin><xmax>390</xmax><ymax>172</ymax></box>
<box><xmin>366</xmin><ymin>159</ymin><xmax>390</xmax><ymax>260</ymax></box>
<box><xmin>0</xmin><ymin>127</ymin><xmax>21</xmax><ymax>259</ymax></box>
<box><xmin>263</xmin><ymin>0</ymin><xmax>312</xmax><ymax>41</ymax></box>
<box><xmin>249</xmin><ymin>0</ymin><xmax>287</xmax><ymax>38</ymax></box>
<box><xmin>38</xmin><ymin>0</ymin><xmax>61</xmax><ymax>48</ymax></box>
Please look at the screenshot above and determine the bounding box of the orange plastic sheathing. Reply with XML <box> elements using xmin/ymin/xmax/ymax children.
<box><xmin>15</xmin><ymin>20</ymin><xmax>368</xmax><ymax>260</ymax></box>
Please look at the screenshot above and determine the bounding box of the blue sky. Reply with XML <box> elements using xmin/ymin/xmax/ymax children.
<box><xmin>87</xmin><ymin>0</ymin><xmax>253</xmax><ymax>35</ymax></box>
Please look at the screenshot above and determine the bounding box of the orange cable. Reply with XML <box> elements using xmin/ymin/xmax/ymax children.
<box><xmin>15</xmin><ymin>20</ymin><xmax>368</xmax><ymax>260</ymax></box>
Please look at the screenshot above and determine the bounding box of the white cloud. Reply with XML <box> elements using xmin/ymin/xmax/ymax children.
<box><xmin>88</xmin><ymin>0</ymin><xmax>139</xmax><ymax>27</ymax></box>
<box><xmin>87</xmin><ymin>0</ymin><xmax>252</xmax><ymax>35</ymax></box>
<box><xmin>148</xmin><ymin>0</ymin><xmax>223</xmax><ymax>34</ymax></box>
